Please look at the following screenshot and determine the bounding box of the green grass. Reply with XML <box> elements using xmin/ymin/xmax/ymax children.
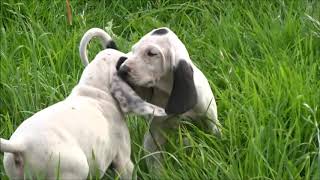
<box><xmin>1</xmin><ymin>0</ymin><xmax>319</xmax><ymax>179</ymax></box>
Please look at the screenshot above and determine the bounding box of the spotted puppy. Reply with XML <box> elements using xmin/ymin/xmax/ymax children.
<box><xmin>117</xmin><ymin>27</ymin><xmax>221</xmax><ymax>170</ymax></box>
<box><xmin>0</xmin><ymin>46</ymin><xmax>166</xmax><ymax>179</ymax></box>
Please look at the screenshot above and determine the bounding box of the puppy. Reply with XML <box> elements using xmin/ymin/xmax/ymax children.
<box><xmin>117</xmin><ymin>27</ymin><xmax>221</xmax><ymax>168</ymax></box>
<box><xmin>79</xmin><ymin>27</ymin><xmax>221</xmax><ymax>171</ymax></box>
<box><xmin>0</xmin><ymin>43</ymin><xmax>166</xmax><ymax>179</ymax></box>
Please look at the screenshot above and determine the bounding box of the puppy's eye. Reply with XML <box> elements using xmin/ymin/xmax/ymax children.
<box><xmin>147</xmin><ymin>50</ymin><xmax>157</xmax><ymax>57</ymax></box>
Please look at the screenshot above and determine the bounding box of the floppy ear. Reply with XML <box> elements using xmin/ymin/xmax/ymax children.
<box><xmin>116</xmin><ymin>56</ymin><xmax>127</xmax><ymax>70</ymax></box>
<box><xmin>110</xmin><ymin>73</ymin><xmax>167</xmax><ymax>117</ymax></box>
<box><xmin>165</xmin><ymin>60</ymin><xmax>197</xmax><ymax>114</ymax></box>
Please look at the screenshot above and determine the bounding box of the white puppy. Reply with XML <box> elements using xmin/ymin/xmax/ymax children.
<box><xmin>117</xmin><ymin>27</ymin><xmax>221</xmax><ymax>169</ymax></box>
<box><xmin>0</xmin><ymin>44</ymin><xmax>166</xmax><ymax>179</ymax></box>
<box><xmin>79</xmin><ymin>27</ymin><xmax>221</xmax><ymax>171</ymax></box>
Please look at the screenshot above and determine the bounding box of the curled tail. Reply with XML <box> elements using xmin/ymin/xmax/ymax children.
<box><xmin>79</xmin><ymin>28</ymin><xmax>118</xmax><ymax>66</ymax></box>
<box><xmin>0</xmin><ymin>138</ymin><xmax>23</xmax><ymax>153</ymax></box>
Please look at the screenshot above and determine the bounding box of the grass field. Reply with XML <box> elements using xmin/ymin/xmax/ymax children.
<box><xmin>1</xmin><ymin>0</ymin><xmax>319</xmax><ymax>179</ymax></box>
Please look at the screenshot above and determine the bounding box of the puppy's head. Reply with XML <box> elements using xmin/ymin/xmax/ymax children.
<box><xmin>117</xmin><ymin>27</ymin><xmax>197</xmax><ymax>114</ymax></box>
<box><xmin>117</xmin><ymin>39</ymin><xmax>171</xmax><ymax>87</ymax></box>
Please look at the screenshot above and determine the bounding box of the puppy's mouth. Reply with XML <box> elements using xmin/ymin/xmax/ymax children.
<box><xmin>117</xmin><ymin>63</ymin><xmax>156</xmax><ymax>88</ymax></box>
<box><xmin>119</xmin><ymin>72</ymin><xmax>155</xmax><ymax>88</ymax></box>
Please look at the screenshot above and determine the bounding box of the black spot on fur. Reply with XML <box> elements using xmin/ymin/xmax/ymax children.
<box><xmin>106</xmin><ymin>40</ymin><xmax>118</xmax><ymax>50</ymax></box>
<box><xmin>152</xmin><ymin>28</ymin><xmax>168</xmax><ymax>35</ymax></box>
<box><xmin>133</xmin><ymin>99</ymin><xmax>144</xmax><ymax>106</ymax></box>
<box><xmin>116</xmin><ymin>56</ymin><xmax>128</xmax><ymax>70</ymax></box>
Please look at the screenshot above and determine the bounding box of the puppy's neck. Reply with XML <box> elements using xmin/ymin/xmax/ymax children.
<box><xmin>70</xmin><ymin>58</ymin><xmax>115</xmax><ymax>103</ymax></box>
<box><xmin>79</xmin><ymin>58</ymin><xmax>114</xmax><ymax>92</ymax></box>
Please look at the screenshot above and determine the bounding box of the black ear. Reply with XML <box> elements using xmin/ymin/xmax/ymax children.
<box><xmin>165</xmin><ymin>60</ymin><xmax>197</xmax><ymax>114</ymax></box>
<box><xmin>116</xmin><ymin>56</ymin><xmax>127</xmax><ymax>70</ymax></box>
<box><xmin>106</xmin><ymin>40</ymin><xmax>118</xmax><ymax>50</ymax></box>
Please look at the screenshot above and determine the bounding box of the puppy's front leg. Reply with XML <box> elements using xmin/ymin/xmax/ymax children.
<box><xmin>143</xmin><ymin>126</ymin><xmax>166</xmax><ymax>172</ymax></box>
<box><xmin>113</xmin><ymin>155</ymin><xmax>134</xmax><ymax>180</ymax></box>
<box><xmin>143</xmin><ymin>116</ymin><xmax>180</xmax><ymax>174</ymax></box>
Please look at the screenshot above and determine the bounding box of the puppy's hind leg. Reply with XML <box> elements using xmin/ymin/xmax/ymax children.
<box><xmin>48</xmin><ymin>147</ymin><xmax>89</xmax><ymax>180</ymax></box>
<box><xmin>3</xmin><ymin>153</ymin><xmax>24</xmax><ymax>179</ymax></box>
<box><xmin>203</xmin><ymin>104</ymin><xmax>222</xmax><ymax>137</ymax></box>
<box><xmin>191</xmin><ymin>97</ymin><xmax>221</xmax><ymax>137</ymax></box>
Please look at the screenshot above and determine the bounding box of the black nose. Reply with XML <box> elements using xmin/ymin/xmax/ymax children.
<box><xmin>118</xmin><ymin>65</ymin><xmax>130</xmax><ymax>79</ymax></box>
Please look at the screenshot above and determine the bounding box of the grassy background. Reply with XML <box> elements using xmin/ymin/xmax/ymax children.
<box><xmin>1</xmin><ymin>0</ymin><xmax>319</xmax><ymax>179</ymax></box>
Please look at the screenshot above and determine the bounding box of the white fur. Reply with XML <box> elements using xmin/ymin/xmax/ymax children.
<box><xmin>78</xmin><ymin>27</ymin><xmax>221</xmax><ymax>172</ymax></box>
<box><xmin>119</xmin><ymin>27</ymin><xmax>221</xmax><ymax>170</ymax></box>
<box><xmin>0</xmin><ymin>47</ymin><xmax>166</xmax><ymax>179</ymax></box>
